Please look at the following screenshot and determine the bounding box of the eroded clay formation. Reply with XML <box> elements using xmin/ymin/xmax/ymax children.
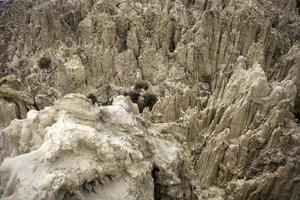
<box><xmin>0</xmin><ymin>0</ymin><xmax>300</xmax><ymax>199</ymax></box>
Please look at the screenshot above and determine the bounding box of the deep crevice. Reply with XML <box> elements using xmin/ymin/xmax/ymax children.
<box><xmin>186</xmin><ymin>0</ymin><xmax>195</xmax><ymax>8</ymax></box>
<box><xmin>294</xmin><ymin>96</ymin><xmax>300</xmax><ymax>121</ymax></box>
<box><xmin>168</xmin><ymin>19</ymin><xmax>177</xmax><ymax>53</ymax></box>
<box><xmin>221</xmin><ymin>0</ymin><xmax>227</xmax><ymax>9</ymax></box>
<box><xmin>255</xmin><ymin>26</ymin><xmax>261</xmax><ymax>43</ymax></box>
<box><xmin>151</xmin><ymin>166</ymin><xmax>161</xmax><ymax>200</ymax></box>
<box><xmin>56</xmin><ymin>186</ymin><xmax>79</xmax><ymax>200</ymax></box>
<box><xmin>297</xmin><ymin>0</ymin><xmax>300</xmax><ymax>14</ymax></box>
<box><xmin>116</xmin><ymin>21</ymin><xmax>130</xmax><ymax>53</ymax></box>
<box><xmin>203</xmin><ymin>0</ymin><xmax>208</xmax><ymax>10</ymax></box>
<box><xmin>169</xmin><ymin>36</ymin><xmax>176</xmax><ymax>53</ymax></box>
<box><xmin>294</xmin><ymin>111</ymin><xmax>300</xmax><ymax>121</ymax></box>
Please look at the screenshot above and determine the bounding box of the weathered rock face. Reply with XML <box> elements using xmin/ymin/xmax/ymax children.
<box><xmin>0</xmin><ymin>94</ymin><xmax>192</xmax><ymax>200</ymax></box>
<box><xmin>191</xmin><ymin>63</ymin><xmax>300</xmax><ymax>200</ymax></box>
<box><xmin>0</xmin><ymin>0</ymin><xmax>300</xmax><ymax>199</ymax></box>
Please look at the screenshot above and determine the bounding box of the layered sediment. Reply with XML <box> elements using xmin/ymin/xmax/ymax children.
<box><xmin>0</xmin><ymin>0</ymin><xmax>300</xmax><ymax>199</ymax></box>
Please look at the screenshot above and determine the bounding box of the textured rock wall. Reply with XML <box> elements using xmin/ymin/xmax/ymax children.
<box><xmin>0</xmin><ymin>94</ymin><xmax>192</xmax><ymax>199</ymax></box>
<box><xmin>0</xmin><ymin>0</ymin><xmax>300</xmax><ymax>200</ymax></box>
<box><xmin>1</xmin><ymin>0</ymin><xmax>299</xmax><ymax>112</ymax></box>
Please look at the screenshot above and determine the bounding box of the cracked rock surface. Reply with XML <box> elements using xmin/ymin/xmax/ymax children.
<box><xmin>0</xmin><ymin>0</ymin><xmax>300</xmax><ymax>199</ymax></box>
<box><xmin>0</xmin><ymin>94</ymin><xmax>191</xmax><ymax>200</ymax></box>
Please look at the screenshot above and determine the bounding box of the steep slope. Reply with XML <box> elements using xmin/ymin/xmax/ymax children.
<box><xmin>0</xmin><ymin>94</ymin><xmax>192</xmax><ymax>199</ymax></box>
<box><xmin>0</xmin><ymin>0</ymin><xmax>300</xmax><ymax>199</ymax></box>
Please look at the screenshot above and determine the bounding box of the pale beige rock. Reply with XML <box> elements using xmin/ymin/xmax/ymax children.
<box><xmin>0</xmin><ymin>94</ymin><xmax>190</xmax><ymax>200</ymax></box>
<box><xmin>0</xmin><ymin>100</ymin><xmax>17</xmax><ymax>130</ymax></box>
<box><xmin>0</xmin><ymin>0</ymin><xmax>300</xmax><ymax>199</ymax></box>
<box><xmin>64</xmin><ymin>55</ymin><xmax>87</xmax><ymax>91</ymax></box>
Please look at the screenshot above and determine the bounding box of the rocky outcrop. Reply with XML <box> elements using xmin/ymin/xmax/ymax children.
<box><xmin>191</xmin><ymin>62</ymin><xmax>300</xmax><ymax>200</ymax></box>
<box><xmin>0</xmin><ymin>0</ymin><xmax>300</xmax><ymax>199</ymax></box>
<box><xmin>0</xmin><ymin>0</ymin><xmax>298</xmax><ymax>107</ymax></box>
<box><xmin>0</xmin><ymin>94</ymin><xmax>192</xmax><ymax>200</ymax></box>
<box><xmin>0</xmin><ymin>74</ymin><xmax>35</xmax><ymax>128</ymax></box>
